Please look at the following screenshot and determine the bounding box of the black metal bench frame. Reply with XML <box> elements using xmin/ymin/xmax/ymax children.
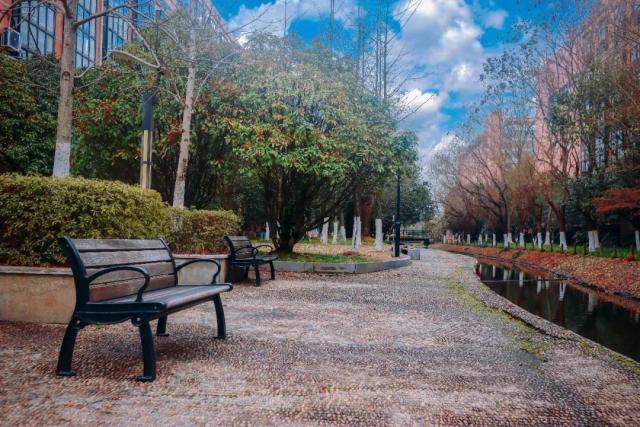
<box><xmin>56</xmin><ymin>237</ymin><xmax>232</xmax><ymax>382</ymax></box>
<box><xmin>224</xmin><ymin>236</ymin><xmax>278</xmax><ymax>287</ymax></box>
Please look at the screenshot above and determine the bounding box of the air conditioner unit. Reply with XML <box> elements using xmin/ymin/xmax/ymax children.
<box><xmin>1</xmin><ymin>28</ymin><xmax>21</xmax><ymax>53</ymax></box>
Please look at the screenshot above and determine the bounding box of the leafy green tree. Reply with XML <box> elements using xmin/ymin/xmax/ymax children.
<box><xmin>232</xmin><ymin>35</ymin><xmax>411</xmax><ymax>252</ymax></box>
<box><xmin>0</xmin><ymin>54</ymin><xmax>58</xmax><ymax>174</ymax></box>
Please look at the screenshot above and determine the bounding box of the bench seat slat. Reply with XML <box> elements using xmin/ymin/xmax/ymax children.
<box><xmin>89</xmin><ymin>274</ymin><xmax>176</xmax><ymax>302</ymax></box>
<box><xmin>85</xmin><ymin>262</ymin><xmax>175</xmax><ymax>284</ymax></box>
<box><xmin>79</xmin><ymin>249</ymin><xmax>172</xmax><ymax>268</ymax></box>
<box><xmin>73</xmin><ymin>239</ymin><xmax>167</xmax><ymax>251</ymax></box>
<box><xmin>105</xmin><ymin>284</ymin><xmax>231</xmax><ymax>309</ymax></box>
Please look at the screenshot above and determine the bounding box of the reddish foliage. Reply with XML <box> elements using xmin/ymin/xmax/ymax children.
<box><xmin>592</xmin><ymin>184</ymin><xmax>640</xmax><ymax>216</ymax></box>
<box><xmin>435</xmin><ymin>244</ymin><xmax>640</xmax><ymax>298</ymax></box>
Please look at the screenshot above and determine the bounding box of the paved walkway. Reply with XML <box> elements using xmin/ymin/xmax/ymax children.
<box><xmin>1</xmin><ymin>249</ymin><xmax>640</xmax><ymax>425</ymax></box>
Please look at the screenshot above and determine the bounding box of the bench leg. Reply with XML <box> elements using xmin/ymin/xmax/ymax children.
<box><xmin>269</xmin><ymin>261</ymin><xmax>276</xmax><ymax>280</ymax></box>
<box><xmin>243</xmin><ymin>267</ymin><xmax>249</xmax><ymax>280</ymax></box>
<box><xmin>135</xmin><ymin>318</ymin><xmax>156</xmax><ymax>382</ymax></box>
<box><xmin>213</xmin><ymin>294</ymin><xmax>226</xmax><ymax>339</ymax></box>
<box><xmin>57</xmin><ymin>317</ymin><xmax>82</xmax><ymax>377</ymax></box>
<box><xmin>254</xmin><ymin>264</ymin><xmax>261</xmax><ymax>287</ymax></box>
<box><xmin>156</xmin><ymin>316</ymin><xmax>168</xmax><ymax>337</ymax></box>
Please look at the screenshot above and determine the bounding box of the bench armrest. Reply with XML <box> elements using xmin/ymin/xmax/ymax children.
<box><xmin>86</xmin><ymin>265</ymin><xmax>150</xmax><ymax>303</ymax></box>
<box><xmin>176</xmin><ymin>259</ymin><xmax>221</xmax><ymax>285</ymax></box>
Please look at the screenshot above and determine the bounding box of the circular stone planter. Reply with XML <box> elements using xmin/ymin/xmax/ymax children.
<box><xmin>273</xmin><ymin>255</ymin><xmax>411</xmax><ymax>274</ymax></box>
<box><xmin>0</xmin><ymin>254</ymin><xmax>228</xmax><ymax>324</ymax></box>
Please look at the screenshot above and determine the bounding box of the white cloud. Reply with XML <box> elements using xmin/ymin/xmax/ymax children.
<box><xmin>484</xmin><ymin>9</ymin><xmax>508</xmax><ymax>29</ymax></box>
<box><xmin>229</xmin><ymin>0</ymin><xmax>355</xmax><ymax>40</ymax></box>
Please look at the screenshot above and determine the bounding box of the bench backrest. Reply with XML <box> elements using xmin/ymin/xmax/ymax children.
<box><xmin>60</xmin><ymin>237</ymin><xmax>177</xmax><ymax>304</ymax></box>
<box><xmin>224</xmin><ymin>236</ymin><xmax>253</xmax><ymax>261</ymax></box>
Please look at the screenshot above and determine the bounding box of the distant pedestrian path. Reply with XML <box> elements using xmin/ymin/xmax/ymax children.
<box><xmin>1</xmin><ymin>250</ymin><xmax>639</xmax><ymax>424</ymax></box>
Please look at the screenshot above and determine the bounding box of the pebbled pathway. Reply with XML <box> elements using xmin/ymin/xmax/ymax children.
<box><xmin>1</xmin><ymin>249</ymin><xmax>639</xmax><ymax>425</ymax></box>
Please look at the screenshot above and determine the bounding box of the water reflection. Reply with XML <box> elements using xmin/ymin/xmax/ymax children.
<box><xmin>477</xmin><ymin>262</ymin><xmax>640</xmax><ymax>362</ymax></box>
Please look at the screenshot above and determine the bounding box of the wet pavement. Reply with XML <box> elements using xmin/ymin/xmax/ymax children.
<box><xmin>1</xmin><ymin>249</ymin><xmax>640</xmax><ymax>425</ymax></box>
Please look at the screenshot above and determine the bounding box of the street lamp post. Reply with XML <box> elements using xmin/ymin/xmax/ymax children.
<box><xmin>109</xmin><ymin>50</ymin><xmax>162</xmax><ymax>189</ymax></box>
<box><xmin>140</xmin><ymin>91</ymin><xmax>155</xmax><ymax>189</ymax></box>
<box><xmin>394</xmin><ymin>169</ymin><xmax>401</xmax><ymax>257</ymax></box>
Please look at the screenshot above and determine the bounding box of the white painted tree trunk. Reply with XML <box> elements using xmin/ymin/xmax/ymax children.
<box><xmin>545</xmin><ymin>231</ymin><xmax>551</xmax><ymax>246</ymax></box>
<box><xmin>264</xmin><ymin>222</ymin><xmax>270</xmax><ymax>240</ymax></box>
<box><xmin>351</xmin><ymin>216</ymin><xmax>361</xmax><ymax>251</ymax></box>
<box><xmin>503</xmin><ymin>234</ymin><xmax>508</xmax><ymax>248</ymax></box>
<box><xmin>478</xmin><ymin>235</ymin><xmax>483</xmax><ymax>245</ymax></box>
<box><xmin>332</xmin><ymin>220</ymin><xmax>338</xmax><ymax>245</ymax></box>
<box><xmin>559</xmin><ymin>231</ymin><xmax>568</xmax><ymax>251</ymax></box>
<box><xmin>518</xmin><ymin>271</ymin><xmax>524</xmax><ymax>287</ymax></box>
<box><xmin>519</xmin><ymin>232</ymin><xmax>525</xmax><ymax>248</ymax></box>
<box><xmin>587</xmin><ymin>230</ymin><xmax>595</xmax><ymax>252</ymax></box>
<box><xmin>636</xmin><ymin>230</ymin><xmax>640</xmax><ymax>252</ymax></box>
<box><xmin>339</xmin><ymin>225</ymin><xmax>347</xmax><ymax>241</ymax></box>
<box><xmin>356</xmin><ymin>217</ymin><xmax>362</xmax><ymax>248</ymax></box>
<box><xmin>374</xmin><ymin>218</ymin><xmax>383</xmax><ymax>251</ymax></box>
<box><xmin>537</xmin><ymin>232</ymin><xmax>543</xmax><ymax>249</ymax></box>
<box><xmin>52</xmin><ymin>3</ymin><xmax>78</xmax><ymax>177</ymax></box>
<box><xmin>507</xmin><ymin>232</ymin><xmax>513</xmax><ymax>244</ymax></box>
<box><xmin>172</xmin><ymin>26</ymin><xmax>197</xmax><ymax>208</ymax></box>
<box><xmin>466</xmin><ymin>234</ymin><xmax>471</xmax><ymax>244</ymax></box>
<box><xmin>593</xmin><ymin>230</ymin><xmax>600</xmax><ymax>250</ymax></box>
<box><xmin>588</xmin><ymin>294</ymin><xmax>597</xmax><ymax>313</ymax></box>
<box><xmin>492</xmin><ymin>233</ymin><xmax>496</xmax><ymax>247</ymax></box>
<box><xmin>321</xmin><ymin>217</ymin><xmax>329</xmax><ymax>245</ymax></box>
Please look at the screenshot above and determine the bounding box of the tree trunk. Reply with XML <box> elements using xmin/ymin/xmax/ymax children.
<box><xmin>321</xmin><ymin>217</ymin><xmax>329</xmax><ymax>245</ymax></box>
<box><xmin>172</xmin><ymin>26</ymin><xmax>197</xmax><ymax>208</ymax></box>
<box><xmin>374</xmin><ymin>218</ymin><xmax>383</xmax><ymax>250</ymax></box>
<box><xmin>537</xmin><ymin>232</ymin><xmax>543</xmax><ymax>249</ymax></box>
<box><xmin>360</xmin><ymin>194</ymin><xmax>374</xmax><ymax>237</ymax></box>
<box><xmin>503</xmin><ymin>234</ymin><xmax>508</xmax><ymax>248</ymax></box>
<box><xmin>52</xmin><ymin>3</ymin><xmax>78</xmax><ymax>177</ymax></box>
<box><xmin>264</xmin><ymin>222</ymin><xmax>270</xmax><ymax>240</ymax></box>
<box><xmin>587</xmin><ymin>230</ymin><xmax>595</xmax><ymax>252</ymax></box>
<box><xmin>351</xmin><ymin>216</ymin><xmax>361</xmax><ymax>251</ymax></box>
<box><xmin>332</xmin><ymin>219</ymin><xmax>338</xmax><ymax>245</ymax></box>
<box><xmin>339</xmin><ymin>211</ymin><xmax>347</xmax><ymax>241</ymax></box>
<box><xmin>519</xmin><ymin>232</ymin><xmax>525</xmax><ymax>248</ymax></box>
<box><xmin>492</xmin><ymin>233</ymin><xmax>496</xmax><ymax>247</ymax></box>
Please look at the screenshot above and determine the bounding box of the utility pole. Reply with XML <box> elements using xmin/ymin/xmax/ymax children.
<box><xmin>284</xmin><ymin>0</ymin><xmax>288</xmax><ymax>37</ymax></box>
<box><xmin>329</xmin><ymin>0</ymin><xmax>335</xmax><ymax>51</ymax></box>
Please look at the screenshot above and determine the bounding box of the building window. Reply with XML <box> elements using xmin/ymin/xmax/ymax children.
<box><xmin>595</xmin><ymin>136</ymin><xmax>605</xmax><ymax>167</ymax></box>
<box><xmin>598</xmin><ymin>25</ymin><xmax>606</xmax><ymax>51</ymax></box>
<box><xmin>611</xmin><ymin>129</ymin><xmax>624</xmax><ymax>160</ymax></box>
<box><xmin>102</xmin><ymin>0</ymin><xmax>128</xmax><ymax>57</ymax></box>
<box><xmin>580</xmin><ymin>142</ymin><xmax>589</xmax><ymax>173</ymax></box>
<box><xmin>633</xmin><ymin>44</ymin><xmax>640</xmax><ymax>64</ymax></box>
<box><xmin>11</xmin><ymin>1</ymin><xmax>56</xmax><ymax>57</ymax></box>
<box><xmin>76</xmin><ymin>0</ymin><xmax>97</xmax><ymax>68</ymax></box>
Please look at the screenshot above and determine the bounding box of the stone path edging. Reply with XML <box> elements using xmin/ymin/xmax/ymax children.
<box><xmin>446</xmin><ymin>250</ymin><xmax>640</xmax><ymax>369</ymax></box>
<box><xmin>273</xmin><ymin>256</ymin><xmax>411</xmax><ymax>274</ymax></box>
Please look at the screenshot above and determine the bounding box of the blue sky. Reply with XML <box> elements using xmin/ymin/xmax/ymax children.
<box><xmin>213</xmin><ymin>0</ymin><xmax>538</xmax><ymax>166</ymax></box>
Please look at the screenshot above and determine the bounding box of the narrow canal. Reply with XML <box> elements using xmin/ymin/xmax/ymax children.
<box><xmin>476</xmin><ymin>262</ymin><xmax>640</xmax><ymax>362</ymax></box>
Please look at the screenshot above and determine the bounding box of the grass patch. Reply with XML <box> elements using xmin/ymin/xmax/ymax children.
<box><xmin>579</xmin><ymin>340</ymin><xmax>640</xmax><ymax>376</ymax></box>
<box><xmin>274</xmin><ymin>252</ymin><xmax>373</xmax><ymax>264</ymax></box>
<box><xmin>448</xmin><ymin>276</ymin><xmax>551</xmax><ymax>363</ymax></box>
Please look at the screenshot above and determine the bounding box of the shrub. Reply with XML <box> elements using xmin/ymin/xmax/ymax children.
<box><xmin>0</xmin><ymin>174</ymin><xmax>170</xmax><ymax>266</ymax></box>
<box><xmin>167</xmin><ymin>208</ymin><xmax>240</xmax><ymax>254</ymax></box>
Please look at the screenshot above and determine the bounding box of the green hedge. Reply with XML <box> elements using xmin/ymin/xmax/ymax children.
<box><xmin>0</xmin><ymin>174</ymin><xmax>169</xmax><ymax>266</ymax></box>
<box><xmin>167</xmin><ymin>208</ymin><xmax>240</xmax><ymax>254</ymax></box>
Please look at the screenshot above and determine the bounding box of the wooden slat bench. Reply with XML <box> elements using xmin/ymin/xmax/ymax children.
<box><xmin>56</xmin><ymin>237</ymin><xmax>232</xmax><ymax>382</ymax></box>
<box><xmin>224</xmin><ymin>236</ymin><xmax>277</xmax><ymax>287</ymax></box>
